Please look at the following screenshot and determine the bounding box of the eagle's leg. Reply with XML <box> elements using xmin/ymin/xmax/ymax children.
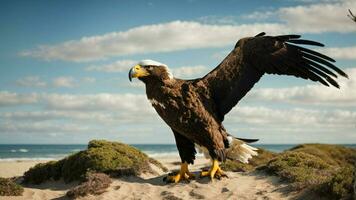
<box><xmin>200</xmin><ymin>159</ymin><xmax>228</xmax><ymax>180</ymax></box>
<box><xmin>164</xmin><ymin>162</ymin><xmax>195</xmax><ymax>183</ymax></box>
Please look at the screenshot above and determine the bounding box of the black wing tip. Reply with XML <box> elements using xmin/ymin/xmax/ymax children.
<box><xmin>326</xmin><ymin>77</ymin><xmax>340</xmax><ymax>88</ymax></box>
<box><xmin>340</xmin><ymin>71</ymin><xmax>349</xmax><ymax>79</ymax></box>
<box><xmin>255</xmin><ymin>32</ymin><xmax>266</xmax><ymax>37</ymax></box>
<box><xmin>279</xmin><ymin>34</ymin><xmax>301</xmax><ymax>39</ymax></box>
<box><xmin>235</xmin><ymin>137</ymin><xmax>259</xmax><ymax>143</ymax></box>
<box><xmin>288</xmin><ymin>39</ymin><xmax>325</xmax><ymax>47</ymax></box>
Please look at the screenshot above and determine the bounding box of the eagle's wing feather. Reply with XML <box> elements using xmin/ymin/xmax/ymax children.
<box><xmin>202</xmin><ymin>33</ymin><xmax>348</xmax><ymax>121</ymax></box>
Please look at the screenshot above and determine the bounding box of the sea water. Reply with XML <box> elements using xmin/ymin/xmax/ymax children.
<box><xmin>0</xmin><ymin>144</ymin><xmax>355</xmax><ymax>161</ymax></box>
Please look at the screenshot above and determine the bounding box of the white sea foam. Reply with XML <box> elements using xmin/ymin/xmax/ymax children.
<box><xmin>19</xmin><ymin>149</ymin><xmax>29</xmax><ymax>152</ymax></box>
<box><xmin>0</xmin><ymin>158</ymin><xmax>57</xmax><ymax>162</ymax></box>
<box><xmin>144</xmin><ymin>151</ymin><xmax>205</xmax><ymax>158</ymax></box>
<box><xmin>9</xmin><ymin>149</ymin><xmax>29</xmax><ymax>153</ymax></box>
<box><xmin>71</xmin><ymin>149</ymin><xmax>82</xmax><ymax>152</ymax></box>
<box><xmin>144</xmin><ymin>152</ymin><xmax>179</xmax><ymax>158</ymax></box>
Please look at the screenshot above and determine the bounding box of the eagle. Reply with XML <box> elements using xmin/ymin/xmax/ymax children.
<box><xmin>128</xmin><ymin>32</ymin><xmax>348</xmax><ymax>183</ymax></box>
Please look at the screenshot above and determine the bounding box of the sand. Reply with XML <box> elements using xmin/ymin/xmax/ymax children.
<box><xmin>0</xmin><ymin>157</ymin><xmax>294</xmax><ymax>200</ymax></box>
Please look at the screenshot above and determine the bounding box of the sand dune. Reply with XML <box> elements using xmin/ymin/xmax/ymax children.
<box><xmin>0</xmin><ymin>157</ymin><xmax>294</xmax><ymax>200</ymax></box>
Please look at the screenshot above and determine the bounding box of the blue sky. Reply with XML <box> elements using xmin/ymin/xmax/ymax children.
<box><xmin>0</xmin><ymin>0</ymin><xmax>355</xmax><ymax>144</ymax></box>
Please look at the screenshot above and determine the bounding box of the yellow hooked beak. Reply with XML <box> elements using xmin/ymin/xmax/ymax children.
<box><xmin>128</xmin><ymin>65</ymin><xmax>149</xmax><ymax>82</ymax></box>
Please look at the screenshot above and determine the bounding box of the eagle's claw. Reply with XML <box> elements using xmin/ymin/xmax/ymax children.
<box><xmin>200</xmin><ymin>169</ymin><xmax>227</xmax><ymax>180</ymax></box>
<box><xmin>163</xmin><ymin>162</ymin><xmax>195</xmax><ymax>183</ymax></box>
<box><xmin>163</xmin><ymin>171</ymin><xmax>195</xmax><ymax>183</ymax></box>
<box><xmin>200</xmin><ymin>159</ymin><xmax>228</xmax><ymax>181</ymax></box>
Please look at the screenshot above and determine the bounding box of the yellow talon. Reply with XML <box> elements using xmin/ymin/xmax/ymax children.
<box><xmin>164</xmin><ymin>162</ymin><xmax>195</xmax><ymax>183</ymax></box>
<box><xmin>200</xmin><ymin>159</ymin><xmax>228</xmax><ymax>181</ymax></box>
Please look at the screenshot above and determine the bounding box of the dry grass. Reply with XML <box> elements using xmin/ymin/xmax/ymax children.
<box><xmin>66</xmin><ymin>172</ymin><xmax>112</xmax><ymax>198</ymax></box>
<box><xmin>0</xmin><ymin>177</ymin><xmax>24</xmax><ymax>196</ymax></box>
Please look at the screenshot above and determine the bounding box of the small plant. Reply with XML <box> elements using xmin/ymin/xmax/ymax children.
<box><xmin>66</xmin><ymin>172</ymin><xmax>112</xmax><ymax>198</ymax></box>
<box><xmin>0</xmin><ymin>177</ymin><xmax>24</xmax><ymax>196</ymax></box>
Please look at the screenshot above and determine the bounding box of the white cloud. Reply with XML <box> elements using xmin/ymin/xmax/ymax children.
<box><xmin>246</xmin><ymin>0</ymin><xmax>356</xmax><ymax>33</ymax></box>
<box><xmin>123</xmin><ymin>81</ymin><xmax>145</xmax><ymax>89</ymax></box>
<box><xmin>86</xmin><ymin>60</ymin><xmax>137</xmax><ymax>72</ymax></box>
<box><xmin>248</xmin><ymin>68</ymin><xmax>356</xmax><ymax>106</ymax></box>
<box><xmin>19</xmin><ymin>0</ymin><xmax>356</xmax><ymax>62</ymax></box>
<box><xmin>211</xmin><ymin>50</ymin><xmax>230</xmax><ymax>60</ymax></box>
<box><xmin>52</xmin><ymin>76</ymin><xmax>76</xmax><ymax>88</ymax></box>
<box><xmin>242</xmin><ymin>11</ymin><xmax>276</xmax><ymax>21</ymax></box>
<box><xmin>0</xmin><ymin>92</ymin><xmax>159</xmax><ymax>137</ymax></box>
<box><xmin>0</xmin><ymin>90</ymin><xmax>355</xmax><ymax>143</ymax></box>
<box><xmin>20</xmin><ymin>21</ymin><xmax>286</xmax><ymax>62</ymax></box>
<box><xmin>15</xmin><ymin>76</ymin><xmax>96</xmax><ymax>88</ymax></box>
<box><xmin>0</xmin><ymin>92</ymin><xmax>160</xmax><ymax>137</ymax></box>
<box><xmin>0</xmin><ymin>91</ymin><xmax>38</xmax><ymax>106</ymax></box>
<box><xmin>81</xmin><ymin>77</ymin><xmax>96</xmax><ymax>83</ymax></box>
<box><xmin>317</xmin><ymin>46</ymin><xmax>356</xmax><ymax>60</ymax></box>
<box><xmin>42</xmin><ymin>93</ymin><xmax>153</xmax><ymax>114</ymax></box>
<box><xmin>16</xmin><ymin>76</ymin><xmax>47</xmax><ymax>88</ymax></box>
<box><xmin>227</xmin><ymin>106</ymin><xmax>356</xmax><ymax>129</ymax></box>
<box><xmin>0</xmin><ymin>121</ymin><xmax>91</xmax><ymax>134</ymax></box>
<box><xmin>0</xmin><ymin>110</ymin><xmax>139</xmax><ymax>125</ymax></box>
<box><xmin>224</xmin><ymin>105</ymin><xmax>356</xmax><ymax>143</ymax></box>
<box><xmin>278</xmin><ymin>0</ymin><xmax>356</xmax><ymax>33</ymax></box>
<box><xmin>197</xmin><ymin>15</ymin><xmax>240</xmax><ymax>25</ymax></box>
<box><xmin>172</xmin><ymin>65</ymin><xmax>209</xmax><ymax>79</ymax></box>
<box><xmin>0</xmin><ymin>92</ymin><xmax>154</xmax><ymax>114</ymax></box>
<box><xmin>87</xmin><ymin>59</ymin><xmax>210</xmax><ymax>79</ymax></box>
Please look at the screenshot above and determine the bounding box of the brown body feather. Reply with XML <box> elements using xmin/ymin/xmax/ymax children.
<box><xmin>142</xmin><ymin>77</ymin><xmax>229</xmax><ymax>162</ymax></box>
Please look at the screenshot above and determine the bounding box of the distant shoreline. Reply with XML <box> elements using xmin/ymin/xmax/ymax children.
<box><xmin>1</xmin><ymin>143</ymin><xmax>355</xmax><ymax>161</ymax></box>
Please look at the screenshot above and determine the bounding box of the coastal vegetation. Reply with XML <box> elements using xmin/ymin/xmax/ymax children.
<box><xmin>223</xmin><ymin>144</ymin><xmax>356</xmax><ymax>199</ymax></box>
<box><xmin>5</xmin><ymin>141</ymin><xmax>354</xmax><ymax>199</ymax></box>
<box><xmin>66</xmin><ymin>172</ymin><xmax>112</xmax><ymax>198</ymax></box>
<box><xmin>0</xmin><ymin>177</ymin><xmax>24</xmax><ymax>196</ymax></box>
<box><xmin>23</xmin><ymin>140</ymin><xmax>167</xmax><ymax>184</ymax></box>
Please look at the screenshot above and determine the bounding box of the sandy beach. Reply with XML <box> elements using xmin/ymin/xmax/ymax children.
<box><xmin>0</xmin><ymin>156</ymin><xmax>294</xmax><ymax>200</ymax></box>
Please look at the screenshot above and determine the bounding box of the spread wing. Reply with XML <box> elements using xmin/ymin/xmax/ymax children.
<box><xmin>202</xmin><ymin>32</ymin><xmax>348</xmax><ymax>121</ymax></box>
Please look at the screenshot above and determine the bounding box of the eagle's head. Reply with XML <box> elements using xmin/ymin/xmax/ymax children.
<box><xmin>128</xmin><ymin>60</ymin><xmax>173</xmax><ymax>83</ymax></box>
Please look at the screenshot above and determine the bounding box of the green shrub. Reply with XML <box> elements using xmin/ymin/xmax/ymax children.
<box><xmin>289</xmin><ymin>144</ymin><xmax>356</xmax><ymax>166</ymax></box>
<box><xmin>264</xmin><ymin>151</ymin><xmax>332</xmax><ymax>190</ymax></box>
<box><xmin>322</xmin><ymin>166</ymin><xmax>355</xmax><ymax>199</ymax></box>
<box><xmin>0</xmin><ymin>177</ymin><xmax>24</xmax><ymax>196</ymax></box>
<box><xmin>23</xmin><ymin>140</ymin><xmax>167</xmax><ymax>184</ymax></box>
<box><xmin>23</xmin><ymin>160</ymin><xmax>64</xmax><ymax>184</ymax></box>
<box><xmin>261</xmin><ymin>144</ymin><xmax>356</xmax><ymax>198</ymax></box>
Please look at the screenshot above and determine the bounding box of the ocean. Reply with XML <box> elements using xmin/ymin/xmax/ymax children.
<box><xmin>0</xmin><ymin>144</ymin><xmax>355</xmax><ymax>161</ymax></box>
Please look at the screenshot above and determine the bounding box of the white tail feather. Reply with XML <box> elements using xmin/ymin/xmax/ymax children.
<box><xmin>194</xmin><ymin>137</ymin><xmax>258</xmax><ymax>163</ymax></box>
<box><xmin>226</xmin><ymin>138</ymin><xmax>258</xmax><ymax>163</ymax></box>
<box><xmin>195</xmin><ymin>143</ymin><xmax>210</xmax><ymax>159</ymax></box>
